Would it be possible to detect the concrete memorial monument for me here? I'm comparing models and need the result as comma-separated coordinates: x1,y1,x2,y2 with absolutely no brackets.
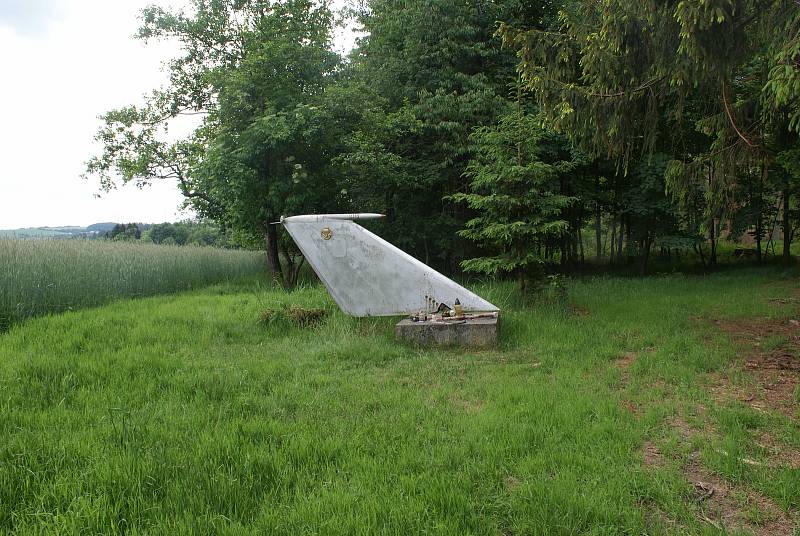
281,214,499,347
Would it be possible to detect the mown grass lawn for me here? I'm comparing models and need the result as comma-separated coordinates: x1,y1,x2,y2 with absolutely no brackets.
1,267,798,535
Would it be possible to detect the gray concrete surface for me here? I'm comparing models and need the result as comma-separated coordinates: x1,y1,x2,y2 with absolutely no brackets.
395,316,498,348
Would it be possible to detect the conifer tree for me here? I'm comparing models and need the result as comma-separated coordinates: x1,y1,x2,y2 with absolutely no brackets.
451,94,578,291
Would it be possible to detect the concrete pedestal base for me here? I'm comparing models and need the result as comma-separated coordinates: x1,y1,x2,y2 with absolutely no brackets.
395,316,498,348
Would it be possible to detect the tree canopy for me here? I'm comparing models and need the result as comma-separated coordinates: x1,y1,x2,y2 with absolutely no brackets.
86,0,800,288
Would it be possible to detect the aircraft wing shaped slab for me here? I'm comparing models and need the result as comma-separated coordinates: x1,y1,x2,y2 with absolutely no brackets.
282,215,499,317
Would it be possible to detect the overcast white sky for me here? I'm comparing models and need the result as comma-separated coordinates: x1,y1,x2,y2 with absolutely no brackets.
0,0,357,229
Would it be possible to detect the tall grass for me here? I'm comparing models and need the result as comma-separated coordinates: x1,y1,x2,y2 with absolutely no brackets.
0,238,265,328
0,267,798,533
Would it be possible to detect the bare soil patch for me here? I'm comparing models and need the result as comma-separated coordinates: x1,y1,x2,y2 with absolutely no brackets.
448,393,485,413
615,351,638,368
504,475,522,491
667,414,699,441
621,399,639,416
711,317,799,420
684,455,795,536
614,351,637,386
755,432,800,470
641,440,663,467
644,415,797,535
570,305,590,316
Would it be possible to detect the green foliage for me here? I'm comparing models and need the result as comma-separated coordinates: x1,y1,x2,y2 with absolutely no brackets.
500,0,800,266
106,223,142,241
625,155,688,252
86,0,348,285
451,109,577,288
84,0,799,284
499,0,799,162
339,0,556,270
142,220,229,247
536,273,569,306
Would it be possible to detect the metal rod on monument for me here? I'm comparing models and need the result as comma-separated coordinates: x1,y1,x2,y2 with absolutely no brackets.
281,214,385,223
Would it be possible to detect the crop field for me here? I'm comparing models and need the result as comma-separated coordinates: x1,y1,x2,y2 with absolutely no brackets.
1,267,799,534
0,239,265,329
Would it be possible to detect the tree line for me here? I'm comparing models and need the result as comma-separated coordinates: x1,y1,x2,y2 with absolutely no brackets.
86,0,800,289
104,221,236,247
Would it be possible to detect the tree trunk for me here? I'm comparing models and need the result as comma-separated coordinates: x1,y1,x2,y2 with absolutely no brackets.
783,187,792,264
278,240,307,289
695,243,707,268
595,199,602,262
264,223,284,285
288,256,305,287
559,174,570,268
706,164,717,267
639,234,652,275
756,160,765,261
708,218,717,267
756,221,762,262
623,217,631,263
610,216,617,264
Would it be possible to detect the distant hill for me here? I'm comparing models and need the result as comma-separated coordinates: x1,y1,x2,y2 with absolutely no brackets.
0,223,120,239
86,222,117,233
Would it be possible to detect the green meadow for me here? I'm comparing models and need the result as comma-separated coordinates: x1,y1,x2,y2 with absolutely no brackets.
1,267,798,534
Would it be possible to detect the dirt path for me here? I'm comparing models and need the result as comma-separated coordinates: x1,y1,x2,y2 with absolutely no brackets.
633,299,800,534
642,415,797,536
711,316,800,421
